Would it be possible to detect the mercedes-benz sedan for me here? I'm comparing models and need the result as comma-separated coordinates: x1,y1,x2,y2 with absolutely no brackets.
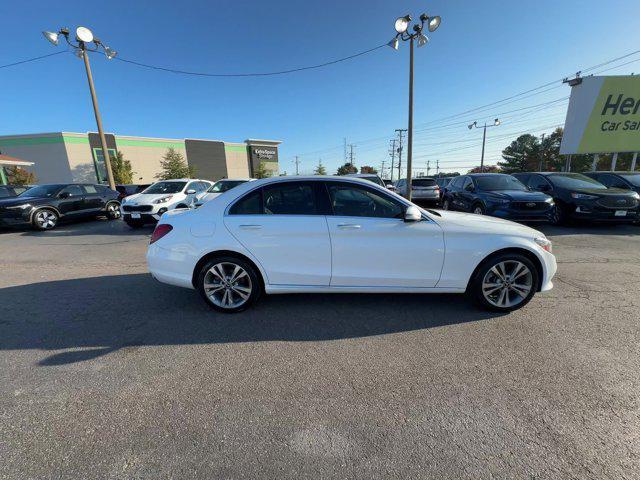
147,176,556,313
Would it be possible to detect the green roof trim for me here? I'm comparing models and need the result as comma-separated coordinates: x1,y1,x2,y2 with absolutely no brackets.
224,145,248,153
116,138,185,149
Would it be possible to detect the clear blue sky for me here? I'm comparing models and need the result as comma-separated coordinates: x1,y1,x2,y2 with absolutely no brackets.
1,0,639,175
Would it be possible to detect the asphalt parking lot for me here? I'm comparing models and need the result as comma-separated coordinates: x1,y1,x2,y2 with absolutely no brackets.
1,218,639,479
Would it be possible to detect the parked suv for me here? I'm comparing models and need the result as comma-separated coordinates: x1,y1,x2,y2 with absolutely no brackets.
121,179,213,228
0,183,120,230
442,174,554,222
395,177,440,204
582,171,640,195
513,172,640,225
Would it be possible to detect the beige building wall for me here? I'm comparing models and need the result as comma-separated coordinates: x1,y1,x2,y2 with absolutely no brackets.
224,144,251,178
115,137,186,184
64,133,99,183
0,133,74,183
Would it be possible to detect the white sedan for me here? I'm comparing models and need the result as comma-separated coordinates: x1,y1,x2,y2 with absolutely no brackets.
147,176,556,313
194,178,255,207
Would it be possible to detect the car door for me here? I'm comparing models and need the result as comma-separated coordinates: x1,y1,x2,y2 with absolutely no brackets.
324,181,444,288
459,177,476,211
56,185,85,215
527,175,553,194
81,185,104,213
224,181,332,286
448,177,465,210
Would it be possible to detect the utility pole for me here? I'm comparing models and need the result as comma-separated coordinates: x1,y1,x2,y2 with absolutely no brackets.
343,138,347,164
426,160,431,177
348,144,356,168
294,156,300,175
389,139,397,182
381,160,387,178
436,159,439,175
538,133,546,172
395,129,407,181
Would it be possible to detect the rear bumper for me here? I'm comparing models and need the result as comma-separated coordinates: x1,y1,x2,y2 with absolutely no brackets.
411,191,440,200
147,243,195,289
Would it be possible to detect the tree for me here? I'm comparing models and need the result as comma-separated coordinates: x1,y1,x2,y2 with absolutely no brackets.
467,165,501,174
5,166,36,185
360,165,377,174
156,148,195,180
314,162,327,175
498,134,540,173
110,151,134,184
254,161,272,179
336,163,357,175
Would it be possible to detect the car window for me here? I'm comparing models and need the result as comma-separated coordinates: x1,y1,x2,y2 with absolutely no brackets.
327,183,403,218
547,174,607,190
527,175,551,191
475,175,527,191
413,178,436,187
263,182,317,215
143,182,187,194
619,174,640,187
95,185,108,193
450,177,464,189
59,185,84,197
600,174,629,189
229,189,262,215
83,185,98,194
463,177,474,191
0,186,10,198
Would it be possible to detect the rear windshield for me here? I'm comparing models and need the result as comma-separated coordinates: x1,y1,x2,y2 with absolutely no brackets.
620,174,640,187
143,181,187,194
412,179,436,187
475,175,527,191
547,174,607,190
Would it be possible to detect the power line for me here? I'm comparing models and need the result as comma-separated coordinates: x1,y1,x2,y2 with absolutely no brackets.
0,50,66,69
114,43,388,77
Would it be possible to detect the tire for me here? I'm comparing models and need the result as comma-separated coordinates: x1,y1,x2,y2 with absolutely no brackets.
196,256,262,313
442,198,451,210
550,202,566,226
472,203,485,215
469,253,539,312
32,208,59,231
125,219,145,229
175,204,189,209
105,202,121,220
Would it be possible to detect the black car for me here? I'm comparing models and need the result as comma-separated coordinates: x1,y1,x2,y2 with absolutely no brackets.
442,173,555,222
0,183,121,230
513,172,640,225
582,171,640,195
0,185,31,198
435,176,453,202
115,183,151,202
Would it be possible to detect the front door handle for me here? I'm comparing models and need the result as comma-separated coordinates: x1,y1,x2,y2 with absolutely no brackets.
239,224,262,230
337,223,361,229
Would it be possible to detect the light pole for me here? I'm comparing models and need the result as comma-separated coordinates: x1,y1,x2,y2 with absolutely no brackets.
389,12,441,201
468,118,500,173
42,27,118,190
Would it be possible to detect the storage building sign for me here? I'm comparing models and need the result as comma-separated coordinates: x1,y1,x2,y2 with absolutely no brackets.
560,75,640,154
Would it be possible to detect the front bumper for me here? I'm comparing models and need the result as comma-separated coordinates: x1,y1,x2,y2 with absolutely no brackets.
489,204,554,222
122,205,169,223
568,205,639,222
0,208,33,227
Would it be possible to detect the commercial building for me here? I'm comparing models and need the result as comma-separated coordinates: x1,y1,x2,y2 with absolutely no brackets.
0,132,281,185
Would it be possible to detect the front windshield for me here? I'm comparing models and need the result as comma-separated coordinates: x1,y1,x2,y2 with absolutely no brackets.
548,174,607,190
475,175,528,191
360,176,385,187
143,181,187,194
208,180,246,193
620,174,640,187
18,185,61,198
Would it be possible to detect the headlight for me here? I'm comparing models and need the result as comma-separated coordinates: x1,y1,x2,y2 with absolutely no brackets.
544,197,554,203
534,237,552,253
631,192,640,200
153,195,173,204
571,192,598,200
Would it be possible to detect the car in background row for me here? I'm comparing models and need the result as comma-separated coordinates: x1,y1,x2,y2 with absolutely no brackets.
382,178,397,192
344,173,389,189
0,183,120,230
121,178,213,228
195,178,255,207
0,185,32,198
147,176,556,314
513,172,640,225
435,177,453,202
442,174,555,222
115,184,151,202
583,171,640,195
394,177,440,204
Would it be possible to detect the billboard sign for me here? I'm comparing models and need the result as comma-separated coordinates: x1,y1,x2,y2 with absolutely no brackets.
560,75,640,154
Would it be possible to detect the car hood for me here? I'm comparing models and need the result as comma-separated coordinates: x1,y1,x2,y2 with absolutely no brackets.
124,193,181,204
484,190,551,201
0,196,44,207
431,209,543,238
573,187,636,197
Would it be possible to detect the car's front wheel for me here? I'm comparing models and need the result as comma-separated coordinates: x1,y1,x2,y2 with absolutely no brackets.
469,253,539,312
197,256,262,313
105,202,121,220
442,198,451,210
32,208,59,230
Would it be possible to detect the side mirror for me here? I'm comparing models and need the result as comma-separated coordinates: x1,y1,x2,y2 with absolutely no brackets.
186,189,196,195
404,205,422,222
59,192,71,199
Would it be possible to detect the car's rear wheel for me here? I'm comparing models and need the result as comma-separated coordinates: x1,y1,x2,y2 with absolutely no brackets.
469,253,538,312
197,256,262,313
105,202,121,220
472,203,485,215
32,208,58,230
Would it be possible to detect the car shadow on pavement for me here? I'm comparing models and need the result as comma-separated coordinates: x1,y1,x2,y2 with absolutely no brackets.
535,223,639,237
0,273,504,366
10,218,155,238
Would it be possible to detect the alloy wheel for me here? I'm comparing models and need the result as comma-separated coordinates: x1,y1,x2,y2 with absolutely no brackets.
481,260,533,309
203,262,253,309
473,206,484,215
35,210,57,229
443,200,450,210
107,203,121,219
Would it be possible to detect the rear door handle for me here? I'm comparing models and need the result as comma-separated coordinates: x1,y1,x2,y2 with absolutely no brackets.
337,223,361,229
239,224,262,230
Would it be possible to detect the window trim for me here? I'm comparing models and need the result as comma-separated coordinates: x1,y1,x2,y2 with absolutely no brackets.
323,180,406,219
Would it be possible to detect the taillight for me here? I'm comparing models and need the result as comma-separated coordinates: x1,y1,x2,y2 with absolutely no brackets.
150,224,173,244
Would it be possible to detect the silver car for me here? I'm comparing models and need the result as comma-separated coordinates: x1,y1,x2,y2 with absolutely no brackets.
395,177,440,203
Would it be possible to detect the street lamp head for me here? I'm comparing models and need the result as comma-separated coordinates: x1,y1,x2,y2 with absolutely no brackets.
394,15,411,34
468,121,477,130
75,26,94,43
387,38,399,50
74,49,84,59
417,33,429,47
427,15,441,32
104,47,117,60
494,118,501,126
42,31,59,46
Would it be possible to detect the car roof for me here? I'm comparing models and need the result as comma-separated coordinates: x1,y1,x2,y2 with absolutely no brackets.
467,173,511,177
217,178,254,181
588,171,640,175
344,173,380,177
